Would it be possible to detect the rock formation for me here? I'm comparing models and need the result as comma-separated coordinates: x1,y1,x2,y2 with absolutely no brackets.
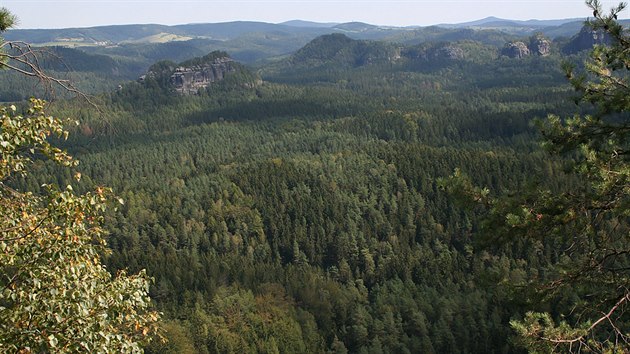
403,43,466,62
502,34,552,59
501,41,530,59
139,51,258,95
434,45,465,60
170,57,237,95
529,34,551,56
563,25,611,54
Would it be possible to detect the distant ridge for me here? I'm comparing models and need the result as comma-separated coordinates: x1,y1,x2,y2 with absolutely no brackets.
2,16,606,65
333,22,379,32
5,16,594,46
281,20,339,28
438,16,586,28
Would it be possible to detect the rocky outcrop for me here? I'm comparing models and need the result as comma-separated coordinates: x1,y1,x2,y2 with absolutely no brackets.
403,43,466,62
434,45,465,60
529,34,551,56
502,34,552,58
563,25,611,54
139,51,259,95
501,41,530,58
170,57,237,95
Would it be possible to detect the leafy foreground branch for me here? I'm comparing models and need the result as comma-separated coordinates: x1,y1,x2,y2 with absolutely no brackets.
442,1,630,352
0,100,160,353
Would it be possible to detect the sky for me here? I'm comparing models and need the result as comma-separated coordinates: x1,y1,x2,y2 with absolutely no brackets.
1,0,627,29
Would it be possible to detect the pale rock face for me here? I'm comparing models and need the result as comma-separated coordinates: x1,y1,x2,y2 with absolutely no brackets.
169,57,237,95
502,41,530,59
502,34,552,59
529,35,551,56
436,45,465,60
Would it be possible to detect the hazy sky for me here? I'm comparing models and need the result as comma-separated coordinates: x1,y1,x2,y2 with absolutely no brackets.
2,0,627,29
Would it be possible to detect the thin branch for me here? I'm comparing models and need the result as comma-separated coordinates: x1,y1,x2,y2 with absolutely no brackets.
0,40,98,108
543,292,630,344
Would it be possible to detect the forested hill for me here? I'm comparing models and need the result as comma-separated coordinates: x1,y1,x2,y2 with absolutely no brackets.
289,33,501,68
262,32,539,82
2,17,604,66
0,17,611,104
288,34,403,68
3,18,581,46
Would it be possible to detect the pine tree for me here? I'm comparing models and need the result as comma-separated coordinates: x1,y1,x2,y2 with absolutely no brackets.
442,1,630,351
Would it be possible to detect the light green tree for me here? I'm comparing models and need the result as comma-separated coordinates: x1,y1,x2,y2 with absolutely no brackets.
0,8,160,353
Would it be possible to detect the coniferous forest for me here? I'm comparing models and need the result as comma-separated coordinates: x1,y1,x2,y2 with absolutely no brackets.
2,2,630,353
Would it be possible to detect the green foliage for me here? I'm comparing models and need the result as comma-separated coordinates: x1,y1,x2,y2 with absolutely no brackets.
0,7,15,32
41,41,577,353
40,46,123,74
4,8,592,353
444,1,630,352
290,33,374,67
200,284,320,353
511,312,590,353
0,99,160,352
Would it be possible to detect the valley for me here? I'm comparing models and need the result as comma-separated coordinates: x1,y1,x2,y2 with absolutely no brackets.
2,11,627,353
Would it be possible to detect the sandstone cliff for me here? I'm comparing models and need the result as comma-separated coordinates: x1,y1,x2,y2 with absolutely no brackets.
170,56,237,95
501,34,552,58
139,51,258,95
563,25,611,54
501,41,530,58
529,34,551,56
